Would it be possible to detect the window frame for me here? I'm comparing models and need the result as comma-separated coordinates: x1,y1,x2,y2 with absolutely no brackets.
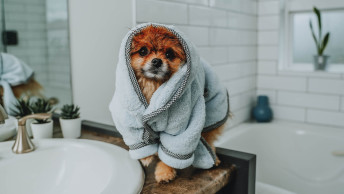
279,0,344,72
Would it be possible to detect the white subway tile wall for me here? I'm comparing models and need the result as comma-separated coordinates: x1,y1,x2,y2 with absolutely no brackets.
258,0,279,15
277,91,340,111
136,0,188,25
308,78,344,95
257,0,344,128
307,110,344,127
258,75,307,91
258,30,278,45
258,15,279,30
258,45,278,60
136,0,258,128
272,105,306,122
258,61,277,74
257,89,276,103
7,0,342,128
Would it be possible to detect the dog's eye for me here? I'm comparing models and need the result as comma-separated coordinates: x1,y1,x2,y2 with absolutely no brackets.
138,47,148,56
165,49,175,60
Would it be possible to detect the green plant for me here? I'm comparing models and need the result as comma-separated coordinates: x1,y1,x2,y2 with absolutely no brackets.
11,98,32,118
61,104,80,119
31,98,53,124
309,7,330,55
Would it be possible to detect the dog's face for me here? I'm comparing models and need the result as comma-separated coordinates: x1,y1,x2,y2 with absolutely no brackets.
130,26,186,82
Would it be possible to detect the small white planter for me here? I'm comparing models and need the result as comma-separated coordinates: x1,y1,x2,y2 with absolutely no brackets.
60,118,81,138
15,118,34,137
31,120,53,139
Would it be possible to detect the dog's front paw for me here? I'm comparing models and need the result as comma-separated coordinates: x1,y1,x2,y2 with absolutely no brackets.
155,161,176,183
215,156,221,166
140,155,155,167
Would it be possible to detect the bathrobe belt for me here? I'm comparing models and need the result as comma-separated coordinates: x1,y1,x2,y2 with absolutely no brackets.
128,91,229,161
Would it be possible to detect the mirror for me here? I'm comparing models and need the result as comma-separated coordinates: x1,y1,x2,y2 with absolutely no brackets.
0,0,71,114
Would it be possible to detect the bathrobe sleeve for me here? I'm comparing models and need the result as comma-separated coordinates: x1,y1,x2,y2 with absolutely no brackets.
112,119,159,159
109,96,158,160
157,96,206,169
121,126,159,160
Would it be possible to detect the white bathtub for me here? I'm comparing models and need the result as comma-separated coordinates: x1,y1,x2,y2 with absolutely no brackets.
215,120,344,194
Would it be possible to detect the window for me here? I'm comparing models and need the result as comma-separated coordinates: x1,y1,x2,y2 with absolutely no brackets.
280,0,344,72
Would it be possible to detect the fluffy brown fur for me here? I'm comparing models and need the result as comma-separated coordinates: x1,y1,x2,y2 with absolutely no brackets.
130,25,186,103
130,25,225,183
0,78,43,107
11,79,43,98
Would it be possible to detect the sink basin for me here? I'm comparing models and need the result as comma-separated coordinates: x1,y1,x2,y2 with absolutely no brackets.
0,139,144,194
0,116,16,141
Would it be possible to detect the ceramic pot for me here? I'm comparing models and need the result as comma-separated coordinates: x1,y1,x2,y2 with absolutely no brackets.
15,118,34,137
253,95,273,122
60,117,81,138
314,55,329,70
31,120,53,139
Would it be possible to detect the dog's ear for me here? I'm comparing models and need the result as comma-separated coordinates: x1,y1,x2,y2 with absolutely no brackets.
130,40,138,54
130,36,144,55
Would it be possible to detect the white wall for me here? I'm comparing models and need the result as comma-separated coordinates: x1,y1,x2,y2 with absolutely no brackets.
69,0,134,125
136,0,258,128
257,0,344,128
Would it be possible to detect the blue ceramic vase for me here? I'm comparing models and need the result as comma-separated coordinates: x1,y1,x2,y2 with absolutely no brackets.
253,95,273,122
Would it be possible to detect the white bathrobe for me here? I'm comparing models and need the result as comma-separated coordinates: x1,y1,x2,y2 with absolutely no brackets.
109,23,229,169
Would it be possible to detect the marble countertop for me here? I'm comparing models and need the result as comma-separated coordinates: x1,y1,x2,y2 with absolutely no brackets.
14,124,236,194
76,129,235,194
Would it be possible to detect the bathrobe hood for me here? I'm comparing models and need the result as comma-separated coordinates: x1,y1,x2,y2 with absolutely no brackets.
0,53,34,115
109,23,229,169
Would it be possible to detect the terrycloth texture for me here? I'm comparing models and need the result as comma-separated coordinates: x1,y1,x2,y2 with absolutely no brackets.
109,23,229,169
0,53,34,115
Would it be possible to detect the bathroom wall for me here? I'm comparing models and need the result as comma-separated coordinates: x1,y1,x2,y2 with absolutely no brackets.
136,0,258,128
69,0,134,125
257,0,344,128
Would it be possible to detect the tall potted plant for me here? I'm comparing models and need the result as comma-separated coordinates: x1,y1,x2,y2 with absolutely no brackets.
12,98,34,137
60,104,81,138
309,7,330,70
30,98,53,139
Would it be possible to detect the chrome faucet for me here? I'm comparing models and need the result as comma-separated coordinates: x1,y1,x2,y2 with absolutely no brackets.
12,113,52,154
0,104,8,124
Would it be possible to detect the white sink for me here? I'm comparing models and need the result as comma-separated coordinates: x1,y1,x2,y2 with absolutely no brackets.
0,139,144,194
0,116,16,141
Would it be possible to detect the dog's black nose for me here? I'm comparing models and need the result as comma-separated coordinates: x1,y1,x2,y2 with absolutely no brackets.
152,58,162,68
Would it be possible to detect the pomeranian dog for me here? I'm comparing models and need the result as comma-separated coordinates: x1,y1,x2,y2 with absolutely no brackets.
130,25,225,183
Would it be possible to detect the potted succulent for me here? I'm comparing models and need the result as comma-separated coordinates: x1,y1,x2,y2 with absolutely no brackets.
309,7,330,70
60,104,81,138
12,98,34,137
30,98,53,139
